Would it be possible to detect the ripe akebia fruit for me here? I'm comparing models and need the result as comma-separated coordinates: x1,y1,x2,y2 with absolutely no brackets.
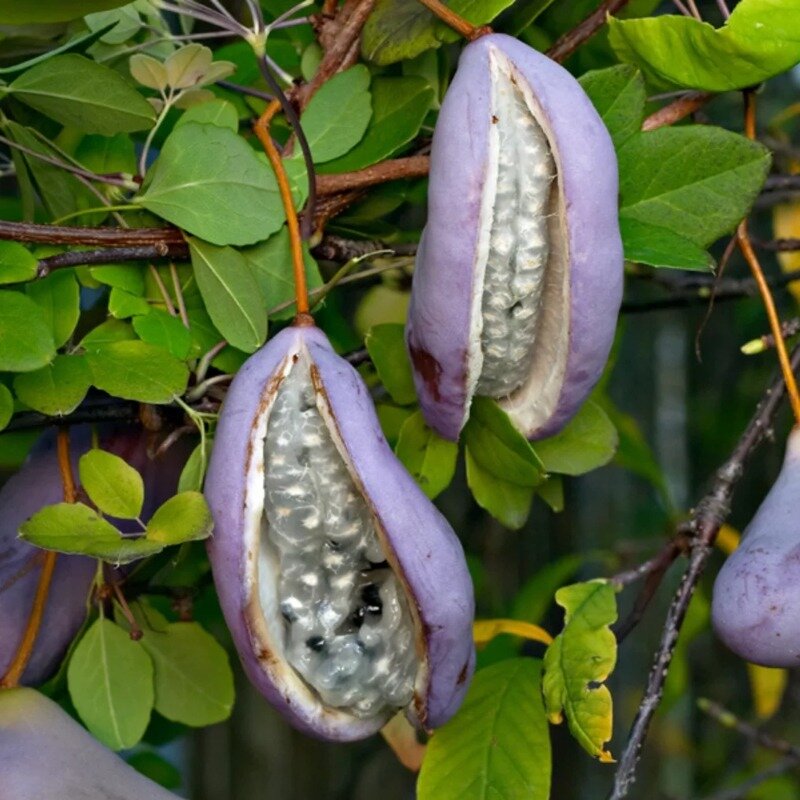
0,687,179,799
712,427,800,667
406,33,623,441
0,425,189,685
205,322,475,741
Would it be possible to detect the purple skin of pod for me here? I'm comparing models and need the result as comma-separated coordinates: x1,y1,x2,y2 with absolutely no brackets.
0,426,189,685
406,33,623,441
0,687,179,800
712,427,800,667
205,325,475,742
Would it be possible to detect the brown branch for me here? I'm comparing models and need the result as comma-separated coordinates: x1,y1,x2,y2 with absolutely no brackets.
642,92,715,131
36,244,190,277
0,220,185,247
609,342,800,799
316,156,430,195
313,235,418,261
546,0,633,64
758,238,800,252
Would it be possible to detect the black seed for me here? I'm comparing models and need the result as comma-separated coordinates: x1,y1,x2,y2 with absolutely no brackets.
306,635,325,652
362,583,382,615
365,560,389,571
280,602,296,623
326,539,342,552
350,606,366,629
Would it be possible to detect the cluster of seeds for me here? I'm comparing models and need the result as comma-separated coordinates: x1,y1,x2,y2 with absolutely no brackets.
475,54,556,398
263,359,417,717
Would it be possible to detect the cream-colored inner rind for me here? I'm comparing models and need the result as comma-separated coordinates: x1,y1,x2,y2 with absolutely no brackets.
257,354,417,719
475,51,557,398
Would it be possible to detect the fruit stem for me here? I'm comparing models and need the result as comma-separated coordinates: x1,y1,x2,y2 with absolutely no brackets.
414,0,491,40
0,429,75,688
738,91,800,425
253,99,311,322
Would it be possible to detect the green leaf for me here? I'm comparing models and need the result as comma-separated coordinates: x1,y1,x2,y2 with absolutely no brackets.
177,440,210,492
129,53,169,92
137,123,283,246
465,447,534,531
363,0,516,65
8,54,155,135
125,752,181,790
298,65,372,163
365,323,416,405
395,410,457,499
80,318,136,349
26,270,81,348
463,397,544,485
176,98,238,131
242,229,322,321
145,492,213,545
13,355,91,415
0,384,12,432
533,401,618,476
418,658,551,800
620,218,715,271
542,580,617,762
609,0,800,92
0,0,131,23
109,287,150,319
86,341,189,403
89,264,145,295
75,133,137,176
320,77,434,173
138,618,234,726
187,236,267,353
537,476,564,513
79,448,145,519
67,617,154,750
619,127,771,248
19,502,162,563
578,65,645,149
0,241,37,284
133,310,192,360
0,290,56,372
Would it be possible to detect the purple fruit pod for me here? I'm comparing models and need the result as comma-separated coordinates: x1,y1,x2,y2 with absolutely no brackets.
205,324,475,741
406,33,624,441
712,426,800,667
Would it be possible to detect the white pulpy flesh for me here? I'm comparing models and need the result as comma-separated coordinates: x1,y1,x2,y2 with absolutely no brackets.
475,51,557,399
260,357,417,718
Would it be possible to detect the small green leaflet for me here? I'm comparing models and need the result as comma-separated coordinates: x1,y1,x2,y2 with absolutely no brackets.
26,270,80,348
537,476,564,513
578,65,645,150
86,341,189,404
178,440,211,492
18,502,162,563
0,0,130,24
299,65,372,163
80,318,136,350
0,384,12,431
79,449,145,519
534,401,618,476
89,264,145,295
67,617,154,750
133,309,193,360
620,218,715,272
138,123,283,247
417,659,551,800
0,290,56,372
542,580,618,763
319,77,435,173
109,287,150,319
145,492,213,545
0,241,37,284
609,0,800,91
175,98,238,131
465,448,535,530
365,323,417,405
395,410,458,499
13,355,91,416
187,236,267,353
75,133,137,176
8,54,155,135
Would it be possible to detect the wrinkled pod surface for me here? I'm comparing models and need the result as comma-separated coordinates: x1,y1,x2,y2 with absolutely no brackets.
406,33,623,441
712,427,800,667
0,425,189,685
0,687,179,800
205,325,475,741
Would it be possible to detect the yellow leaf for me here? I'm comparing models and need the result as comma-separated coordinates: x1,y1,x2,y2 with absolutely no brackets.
747,662,787,720
715,524,740,555
473,618,553,648
381,712,426,771
773,193,800,304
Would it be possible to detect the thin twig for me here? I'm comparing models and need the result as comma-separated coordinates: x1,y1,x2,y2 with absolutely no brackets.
642,92,715,132
35,243,189,277
609,343,800,799
149,264,177,316
316,156,430,195
0,220,185,247
413,0,491,40
546,0,633,63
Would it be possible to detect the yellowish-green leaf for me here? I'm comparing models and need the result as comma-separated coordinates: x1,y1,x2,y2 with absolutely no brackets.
79,448,144,519
747,663,788,721
542,579,617,763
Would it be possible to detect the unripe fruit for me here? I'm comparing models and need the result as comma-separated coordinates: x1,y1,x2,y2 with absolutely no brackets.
712,427,800,667
407,33,623,441
0,687,179,799
1,425,188,685
205,325,475,741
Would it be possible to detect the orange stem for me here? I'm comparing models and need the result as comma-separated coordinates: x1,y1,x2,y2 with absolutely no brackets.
253,99,310,320
0,429,76,688
414,0,490,40
737,91,800,425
